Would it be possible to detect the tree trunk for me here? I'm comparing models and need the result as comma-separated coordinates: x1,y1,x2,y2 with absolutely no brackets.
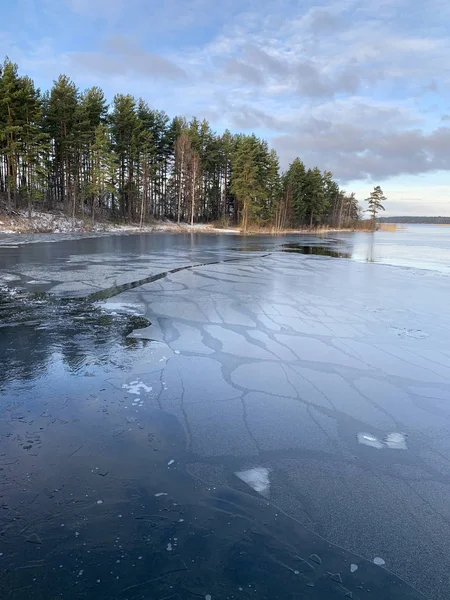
177,146,185,224
190,155,198,226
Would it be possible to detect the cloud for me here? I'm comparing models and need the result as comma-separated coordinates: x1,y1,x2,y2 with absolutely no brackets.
65,0,123,15
272,125,450,181
223,58,264,85
69,36,187,81
308,7,345,35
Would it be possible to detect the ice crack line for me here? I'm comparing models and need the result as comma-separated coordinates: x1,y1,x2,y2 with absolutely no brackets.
84,254,272,302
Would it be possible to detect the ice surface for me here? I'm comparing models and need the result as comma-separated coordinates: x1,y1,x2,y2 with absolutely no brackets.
0,273,20,282
235,467,270,497
3,233,450,599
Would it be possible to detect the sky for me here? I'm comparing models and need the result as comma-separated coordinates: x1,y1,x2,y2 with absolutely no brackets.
2,0,450,215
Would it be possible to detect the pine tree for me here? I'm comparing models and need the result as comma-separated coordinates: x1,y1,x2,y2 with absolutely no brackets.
174,130,191,223
19,76,49,217
220,129,234,221
366,185,386,228
231,136,259,231
110,94,139,219
0,58,22,209
283,158,306,225
90,124,116,223
303,167,325,227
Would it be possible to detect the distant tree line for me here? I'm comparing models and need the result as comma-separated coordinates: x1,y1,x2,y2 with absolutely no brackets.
0,57,362,230
378,216,450,224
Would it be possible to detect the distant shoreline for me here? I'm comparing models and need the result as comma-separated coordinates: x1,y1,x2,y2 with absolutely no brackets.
377,217,450,224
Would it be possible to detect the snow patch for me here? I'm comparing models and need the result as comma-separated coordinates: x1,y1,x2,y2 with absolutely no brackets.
384,432,408,450
122,380,152,395
357,433,384,449
235,467,270,497
357,432,407,450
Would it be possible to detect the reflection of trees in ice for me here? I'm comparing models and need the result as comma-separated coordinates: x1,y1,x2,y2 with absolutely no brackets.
0,292,149,385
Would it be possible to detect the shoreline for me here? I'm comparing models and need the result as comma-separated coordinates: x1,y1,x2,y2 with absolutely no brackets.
0,210,370,237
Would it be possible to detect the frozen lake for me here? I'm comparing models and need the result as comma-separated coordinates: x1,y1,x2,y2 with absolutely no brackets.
1,227,449,599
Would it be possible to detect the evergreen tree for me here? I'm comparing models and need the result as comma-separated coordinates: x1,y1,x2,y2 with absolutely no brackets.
303,167,326,227
46,75,80,211
89,124,116,223
110,94,139,219
283,158,306,224
18,76,49,216
231,136,259,231
366,185,386,228
0,58,22,209
0,56,362,229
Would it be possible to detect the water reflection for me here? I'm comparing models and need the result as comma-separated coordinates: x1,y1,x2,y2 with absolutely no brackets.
334,225,450,273
280,243,351,258
0,291,150,386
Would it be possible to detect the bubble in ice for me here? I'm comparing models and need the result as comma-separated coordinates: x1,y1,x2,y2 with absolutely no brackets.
357,433,384,449
350,564,358,573
384,432,407,450
205,595,212,600
96,500,103,504
155,492,168,497
167,542,173,552
373,557,385,566
168,459,175,466
235,467,270,497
